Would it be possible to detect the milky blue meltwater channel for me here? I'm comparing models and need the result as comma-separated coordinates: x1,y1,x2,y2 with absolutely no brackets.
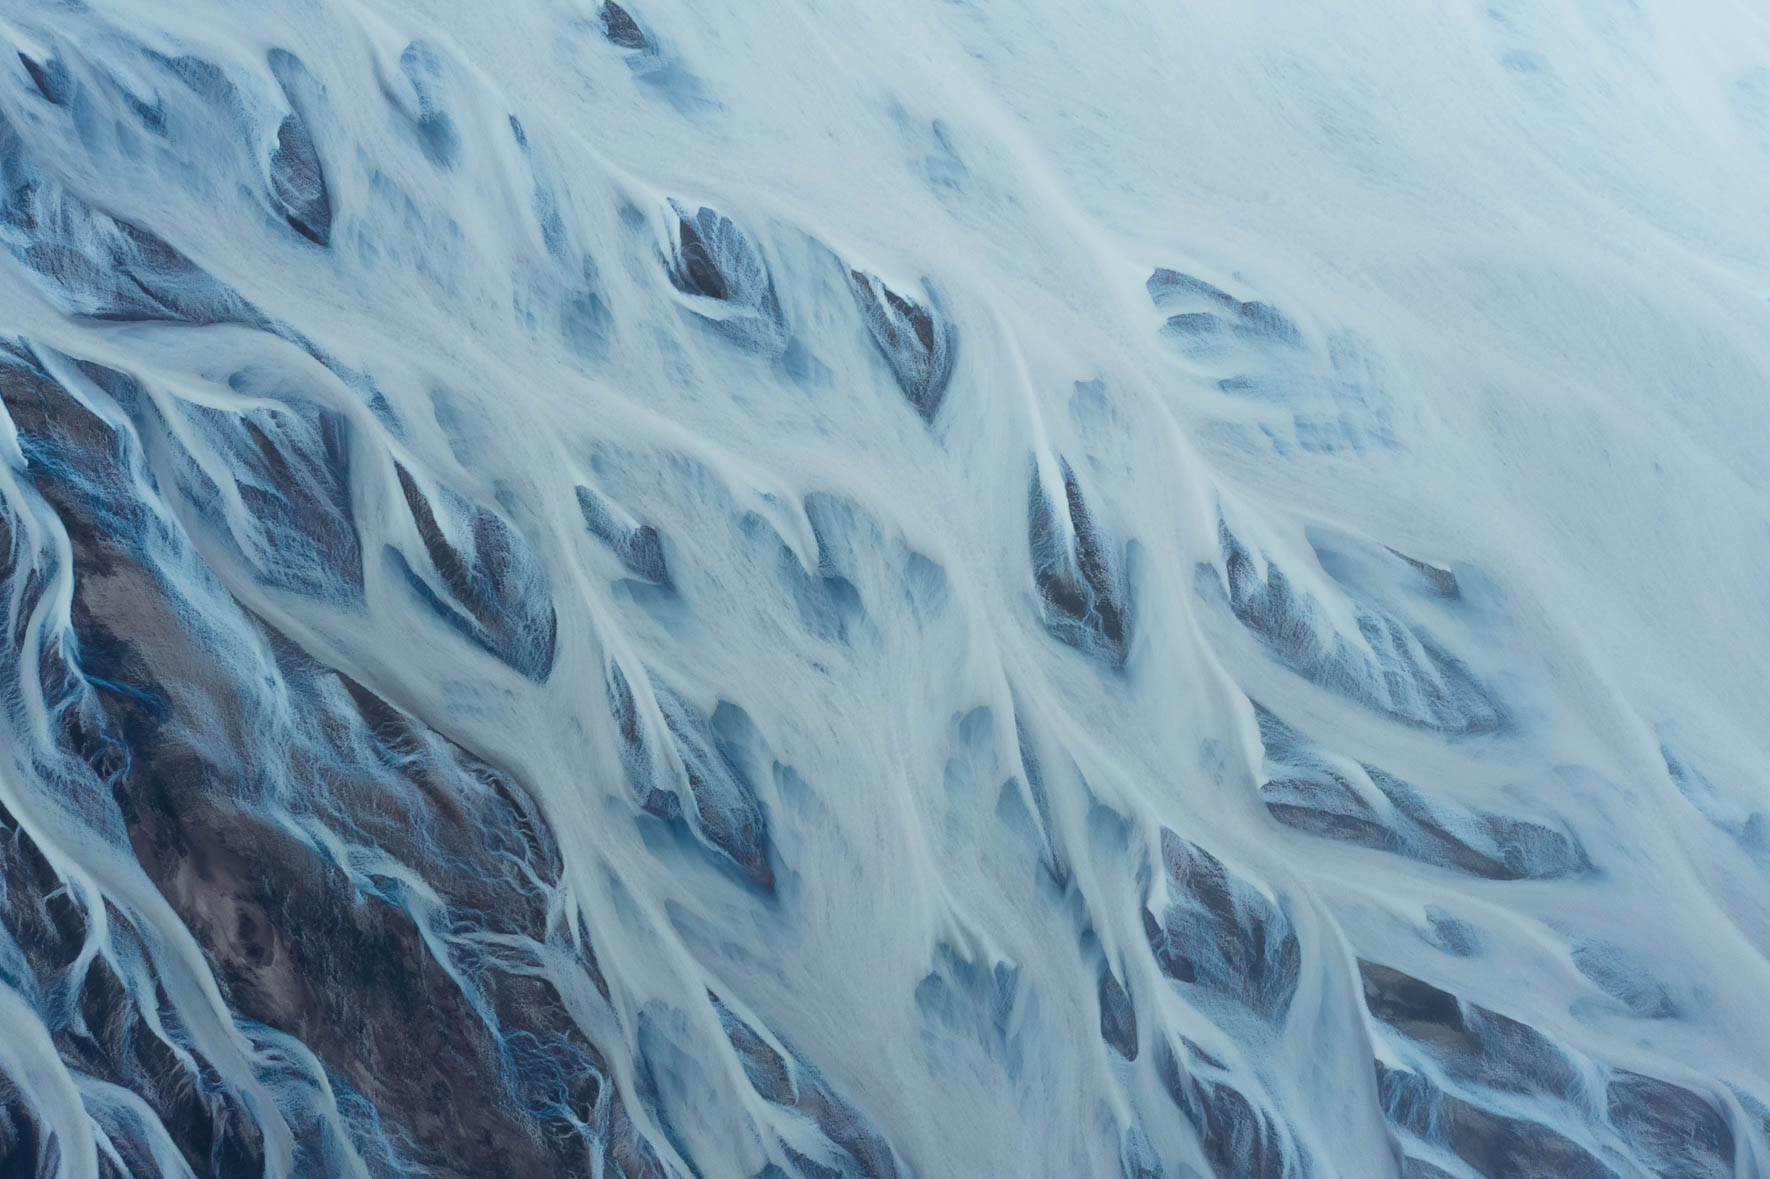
0,0,1767,1175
